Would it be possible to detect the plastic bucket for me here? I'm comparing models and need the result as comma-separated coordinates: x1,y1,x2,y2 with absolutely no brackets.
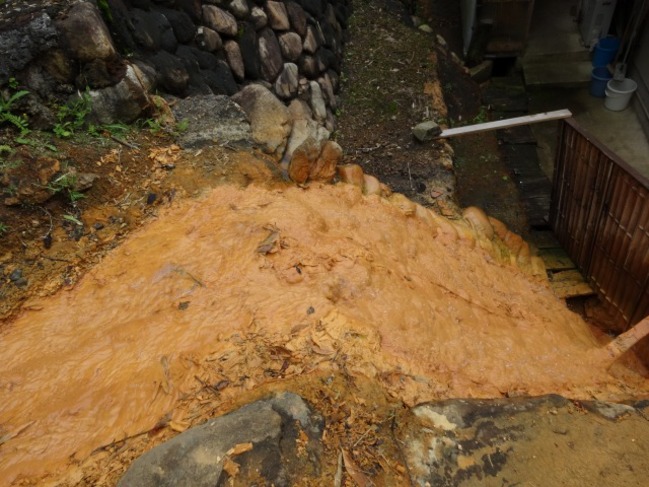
590,67,612,97
592,36,620,66
604,78,638,111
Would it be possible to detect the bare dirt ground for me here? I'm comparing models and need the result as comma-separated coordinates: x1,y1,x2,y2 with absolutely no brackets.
1,1,649,486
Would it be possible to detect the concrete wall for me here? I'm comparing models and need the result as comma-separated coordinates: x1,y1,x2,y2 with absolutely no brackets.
630,19,649,139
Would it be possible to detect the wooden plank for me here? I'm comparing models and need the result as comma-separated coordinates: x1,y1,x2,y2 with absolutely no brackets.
549,270,595,299
438,110,572,139
538,248,576,270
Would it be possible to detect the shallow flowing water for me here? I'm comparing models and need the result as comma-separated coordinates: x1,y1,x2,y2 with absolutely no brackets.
1,181,648,485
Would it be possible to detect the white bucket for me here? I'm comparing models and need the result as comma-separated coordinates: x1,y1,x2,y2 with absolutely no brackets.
604,78,638,111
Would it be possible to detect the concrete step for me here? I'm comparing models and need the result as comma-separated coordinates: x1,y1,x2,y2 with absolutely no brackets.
525,31,587,58
523,60,592,89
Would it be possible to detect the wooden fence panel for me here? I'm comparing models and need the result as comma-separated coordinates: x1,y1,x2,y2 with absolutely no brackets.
551,119,649,331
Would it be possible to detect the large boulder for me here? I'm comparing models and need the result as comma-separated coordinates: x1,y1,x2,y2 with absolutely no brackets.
171,94,252,149
57,2,116,62
231,84,292,157
118,393,323,487
88,62,155,124
0,13,58,84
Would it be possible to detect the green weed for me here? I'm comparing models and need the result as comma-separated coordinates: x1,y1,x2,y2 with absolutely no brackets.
0,85,30,135
0,222,8,235
54,90,93,138
48,173,86,203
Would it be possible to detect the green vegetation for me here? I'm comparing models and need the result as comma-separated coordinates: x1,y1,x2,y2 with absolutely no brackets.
62,214,83,226
0,222,8,235
48,173,86,203
0,85,30,135
53,90,93,138
97,0,113,22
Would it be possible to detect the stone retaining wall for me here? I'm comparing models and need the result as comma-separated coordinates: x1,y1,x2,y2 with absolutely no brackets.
0,0,351,134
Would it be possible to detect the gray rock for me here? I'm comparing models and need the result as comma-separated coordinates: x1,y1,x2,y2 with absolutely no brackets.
228,0,250,19
57,2,116,62
258,28,283,82
278,32,303,62
88,63,154,124
231,84,292,156
118,392,323,487
274,63,299,99
265,1,290,31
412,121,441,142
285,2,307,37
171,94,251,149
196,26,223,52
303,25,320,54
418,24,433,33
309,80,327,121
250,6,268,30
0,13,58,83
202,5,238,37
224,40,245,81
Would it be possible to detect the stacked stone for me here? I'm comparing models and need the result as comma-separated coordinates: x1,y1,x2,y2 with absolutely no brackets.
102,0,350,129
0,0,350,125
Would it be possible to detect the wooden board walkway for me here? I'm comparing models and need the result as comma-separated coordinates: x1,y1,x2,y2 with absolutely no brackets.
470,76,594,300
532,230,595,299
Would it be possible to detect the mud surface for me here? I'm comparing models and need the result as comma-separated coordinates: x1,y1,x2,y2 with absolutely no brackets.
2,169,649,484
1,1,649,486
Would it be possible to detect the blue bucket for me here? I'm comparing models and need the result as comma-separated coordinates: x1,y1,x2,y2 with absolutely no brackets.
590,67,612,97
592,37,620,66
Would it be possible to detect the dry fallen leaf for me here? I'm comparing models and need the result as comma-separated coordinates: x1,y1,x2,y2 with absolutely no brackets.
222,456,240,477
256,227,280,255
168,421,187,433
227,442,253,456
342,449,373,487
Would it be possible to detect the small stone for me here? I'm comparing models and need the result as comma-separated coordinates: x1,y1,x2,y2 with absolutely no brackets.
310,140,341,182
337,164,364,187
309,81,327,121
202,5,238,37
363,174,381,195
228,0,250,19
274,63,299,99
278,32,303,62
265,1,290,31
250,6,268,30
196,26,223,52
412,121,441,142
9,269,23,282
286,2,307,37
303,25,320,54
436,34,447,48
224,41,245,81
258,28,284,81
418,24,433,34
288,137,320,184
